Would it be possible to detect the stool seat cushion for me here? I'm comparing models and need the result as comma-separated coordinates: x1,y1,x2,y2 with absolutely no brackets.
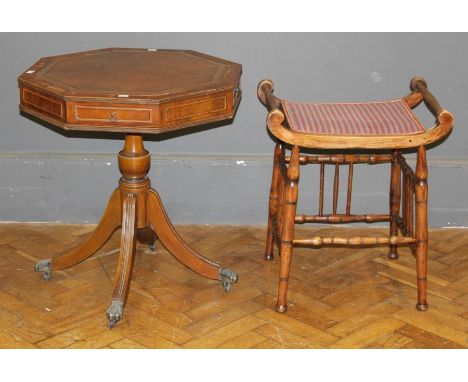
282,99,425,136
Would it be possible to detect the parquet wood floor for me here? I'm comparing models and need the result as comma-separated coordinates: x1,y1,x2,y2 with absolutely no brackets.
0,223,466,349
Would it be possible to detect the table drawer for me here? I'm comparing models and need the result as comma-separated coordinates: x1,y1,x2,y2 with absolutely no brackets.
21,87,65,120
73,105,153,123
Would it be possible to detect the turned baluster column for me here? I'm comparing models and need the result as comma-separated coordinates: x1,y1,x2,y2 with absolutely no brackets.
118,134,151,229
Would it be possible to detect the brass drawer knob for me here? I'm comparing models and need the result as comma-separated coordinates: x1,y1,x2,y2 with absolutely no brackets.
110,111,117,122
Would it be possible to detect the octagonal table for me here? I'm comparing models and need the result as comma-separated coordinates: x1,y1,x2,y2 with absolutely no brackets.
18,48,241,328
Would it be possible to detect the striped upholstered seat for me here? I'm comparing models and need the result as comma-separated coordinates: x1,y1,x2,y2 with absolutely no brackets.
282,99,425,136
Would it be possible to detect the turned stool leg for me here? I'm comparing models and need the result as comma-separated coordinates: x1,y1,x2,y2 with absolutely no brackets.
389,150,401,259
276,145,300,313
265,142,283,260
415,146,429,311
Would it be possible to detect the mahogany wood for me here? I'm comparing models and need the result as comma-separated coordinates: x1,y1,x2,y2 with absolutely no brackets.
146,189,221,280
51,189,122,270
118,134,151,231
111,194,137,307
44,133,235,327
24,49,241,328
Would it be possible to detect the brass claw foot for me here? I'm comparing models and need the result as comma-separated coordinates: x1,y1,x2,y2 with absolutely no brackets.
219,268,238,293
107,299,124,329
34,259,52,281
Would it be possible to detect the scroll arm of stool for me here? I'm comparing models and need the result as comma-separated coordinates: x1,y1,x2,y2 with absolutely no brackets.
266,108,297,144
257,79,282,111
410,76,454,142
266,108,306,147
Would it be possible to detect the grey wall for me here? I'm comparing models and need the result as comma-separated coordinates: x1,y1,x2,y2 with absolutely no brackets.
1,33,467,226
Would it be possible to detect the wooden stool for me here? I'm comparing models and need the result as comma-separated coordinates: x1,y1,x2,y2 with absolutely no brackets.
18,48,241,328
257,77,453,313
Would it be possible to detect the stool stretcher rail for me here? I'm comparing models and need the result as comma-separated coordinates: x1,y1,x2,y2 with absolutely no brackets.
293,236,417,247
295,214,390,224
285,154,392,165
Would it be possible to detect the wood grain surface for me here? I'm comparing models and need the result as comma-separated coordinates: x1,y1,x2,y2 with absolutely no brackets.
0,224,466,349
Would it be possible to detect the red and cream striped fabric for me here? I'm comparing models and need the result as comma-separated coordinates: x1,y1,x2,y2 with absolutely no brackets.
281,99,425,136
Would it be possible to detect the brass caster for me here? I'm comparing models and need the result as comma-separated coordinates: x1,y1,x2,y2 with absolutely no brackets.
219,268,238,293
416,302,428,311
107,299,124,329
149,242,156,251
34,259,52,281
